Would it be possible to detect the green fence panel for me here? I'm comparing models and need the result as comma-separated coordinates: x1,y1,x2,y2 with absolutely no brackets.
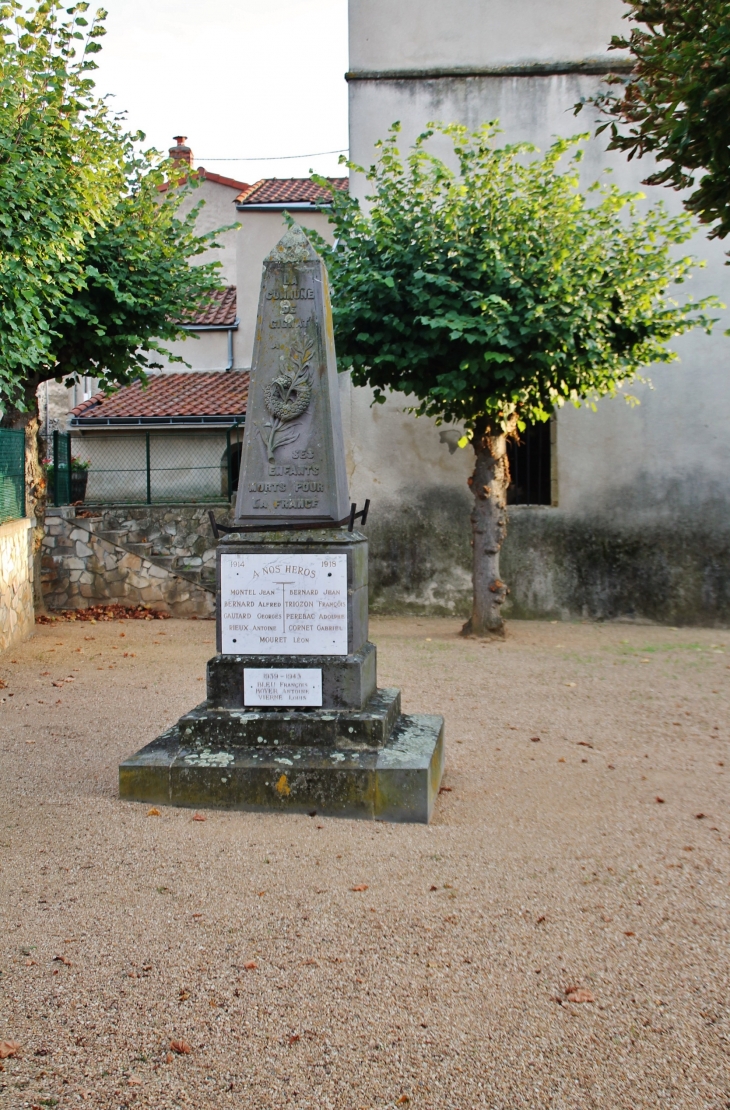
62,430,241,506
52,430,72,506
0,427,25,525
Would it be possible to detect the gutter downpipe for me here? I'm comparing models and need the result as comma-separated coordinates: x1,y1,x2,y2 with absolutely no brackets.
226,316,239,371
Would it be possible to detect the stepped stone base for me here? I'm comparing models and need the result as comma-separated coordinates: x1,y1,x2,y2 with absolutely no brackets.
119,710,444,823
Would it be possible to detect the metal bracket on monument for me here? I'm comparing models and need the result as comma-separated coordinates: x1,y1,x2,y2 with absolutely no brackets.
208,500,370,540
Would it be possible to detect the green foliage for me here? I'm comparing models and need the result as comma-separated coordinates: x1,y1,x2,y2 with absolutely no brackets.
308,123,717,432
576,1,730,240
0,1,226,414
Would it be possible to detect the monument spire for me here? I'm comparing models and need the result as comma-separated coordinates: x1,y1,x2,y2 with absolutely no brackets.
234,223,350,526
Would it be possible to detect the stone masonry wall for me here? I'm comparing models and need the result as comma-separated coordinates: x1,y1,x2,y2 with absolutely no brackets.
80,503,233,590
42,508,215,618
0,517,35,653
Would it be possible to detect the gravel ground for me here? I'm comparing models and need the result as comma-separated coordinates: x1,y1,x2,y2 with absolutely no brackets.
0,615,729,1110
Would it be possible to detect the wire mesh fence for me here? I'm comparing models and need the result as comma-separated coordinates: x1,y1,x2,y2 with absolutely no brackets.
51,427,244,506
0,427,25,524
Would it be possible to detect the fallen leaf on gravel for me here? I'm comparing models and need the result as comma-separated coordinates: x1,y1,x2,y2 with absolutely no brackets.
165,1052,174,1063
558,758,565,763
624,931,636,936
565,987,594,1003
656,796,665,804
128,1076,142,1086
351,884,369,891
147,807,161,817
530,736,541,743
397,1097,411,1105
170,1039,192,1054
53,955,71,966
438,786,452,793
51,681,64,688
429,885,438,891
0,679,6,689
243,961,257,971
258,890,266,896
536,915,546,925
25,958,37,966
577,741,593,748
178,989,190,1001
564,682,577,687
192,813,206,822
288,1034,300,1044
0,1041,21,1059
696,813,706,819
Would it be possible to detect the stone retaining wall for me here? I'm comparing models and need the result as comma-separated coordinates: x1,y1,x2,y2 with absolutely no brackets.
0,517,35,653
82,503,232,585
42,508,214,618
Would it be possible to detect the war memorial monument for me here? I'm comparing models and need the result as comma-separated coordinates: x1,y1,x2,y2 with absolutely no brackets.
120,225,444,821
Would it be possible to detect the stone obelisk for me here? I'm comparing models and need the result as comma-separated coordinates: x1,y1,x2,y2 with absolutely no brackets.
234,225,349,527
119,225,444,822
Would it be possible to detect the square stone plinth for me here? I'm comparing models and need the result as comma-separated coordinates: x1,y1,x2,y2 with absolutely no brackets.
119,713,444,823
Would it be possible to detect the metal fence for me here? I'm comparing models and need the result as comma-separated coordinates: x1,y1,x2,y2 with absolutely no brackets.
0,427,25,524
51,427,243,507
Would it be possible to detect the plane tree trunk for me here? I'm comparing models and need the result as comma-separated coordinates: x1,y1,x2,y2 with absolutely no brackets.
461,417,514,639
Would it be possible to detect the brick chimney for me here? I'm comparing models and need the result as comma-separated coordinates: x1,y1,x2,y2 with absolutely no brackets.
169,135,193,167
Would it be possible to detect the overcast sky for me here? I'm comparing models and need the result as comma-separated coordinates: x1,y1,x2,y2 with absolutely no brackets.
90,0,349,185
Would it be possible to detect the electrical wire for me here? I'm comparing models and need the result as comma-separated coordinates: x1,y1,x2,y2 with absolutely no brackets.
197,148,348,162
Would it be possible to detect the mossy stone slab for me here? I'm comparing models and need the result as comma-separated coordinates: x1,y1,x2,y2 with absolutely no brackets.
119,713,444,823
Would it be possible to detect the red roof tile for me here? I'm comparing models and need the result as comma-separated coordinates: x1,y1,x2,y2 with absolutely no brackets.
235,177,348,207
158,168,250,194
70,372,249,423
180,286,237,327
198,168,251,191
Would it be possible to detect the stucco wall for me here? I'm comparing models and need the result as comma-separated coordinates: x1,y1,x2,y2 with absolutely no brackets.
0,517,35,654
175,177,241,285
345,0,730,624
349,0,628,72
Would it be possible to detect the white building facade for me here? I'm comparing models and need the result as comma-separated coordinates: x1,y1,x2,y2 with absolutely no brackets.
345,0,730,625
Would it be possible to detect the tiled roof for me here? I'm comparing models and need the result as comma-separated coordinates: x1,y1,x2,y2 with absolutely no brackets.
180,286,237,327
235,177,348,207
70,372,249,424
158,168,250,194
198,168,251,191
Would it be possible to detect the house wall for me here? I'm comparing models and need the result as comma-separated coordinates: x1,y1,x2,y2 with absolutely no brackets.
0,517,35,654
346,0,730,624
175,177,240,285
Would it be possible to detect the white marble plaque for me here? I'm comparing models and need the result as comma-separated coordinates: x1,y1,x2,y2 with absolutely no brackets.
243,668,322,707
220,552,348,655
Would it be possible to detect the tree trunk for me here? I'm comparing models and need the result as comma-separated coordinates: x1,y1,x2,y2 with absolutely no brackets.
1,391,48,613
461,419,513,639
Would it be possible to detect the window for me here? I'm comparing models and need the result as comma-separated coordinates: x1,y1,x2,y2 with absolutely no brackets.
507,419,553,505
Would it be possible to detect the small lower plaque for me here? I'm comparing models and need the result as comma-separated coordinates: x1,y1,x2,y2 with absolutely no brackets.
243,668,323,707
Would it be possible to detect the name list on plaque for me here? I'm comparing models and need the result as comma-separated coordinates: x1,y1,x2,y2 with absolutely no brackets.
220,553,348,655
243,669,322,707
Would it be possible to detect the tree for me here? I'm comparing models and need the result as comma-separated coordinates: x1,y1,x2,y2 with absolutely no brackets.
0,1,226,595
575,0,730,241
307,123,718,636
